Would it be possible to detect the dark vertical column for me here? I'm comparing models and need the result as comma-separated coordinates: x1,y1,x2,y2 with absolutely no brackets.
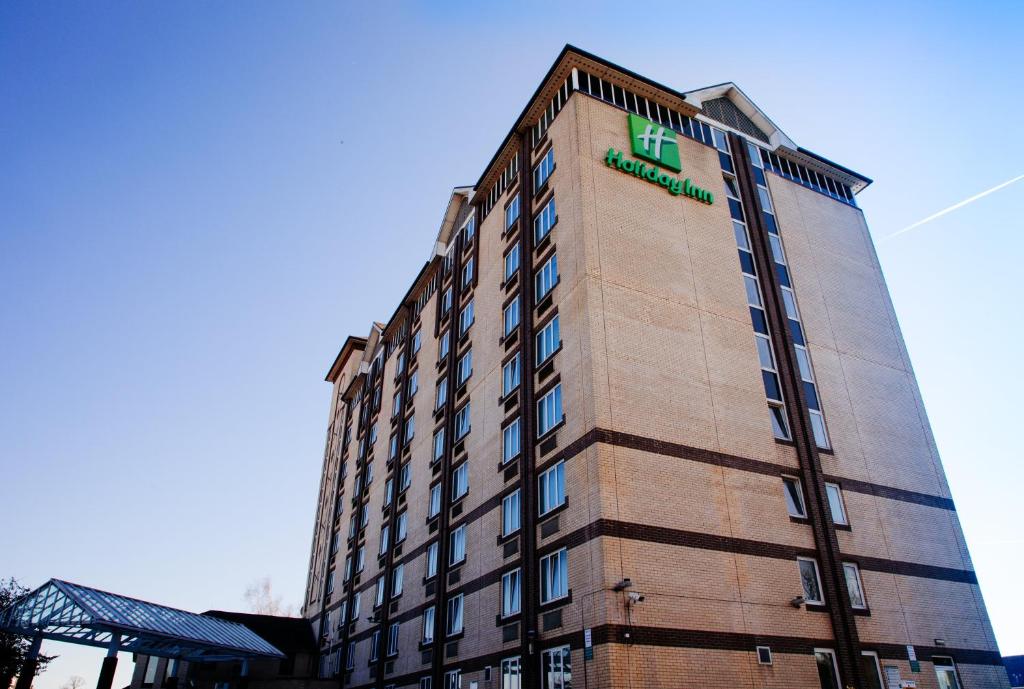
96,635,121,689
430,225,469,689
13,634,41,689
516,132,541,689
374,304,416,688
237,660,249,689
730,132,866,689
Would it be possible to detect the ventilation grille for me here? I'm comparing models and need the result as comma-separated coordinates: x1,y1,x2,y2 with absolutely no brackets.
702,97,769,143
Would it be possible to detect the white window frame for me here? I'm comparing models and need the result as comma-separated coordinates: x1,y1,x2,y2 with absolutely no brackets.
504,243,520,282
502,417,521,464
446,594,464,636
459,299,474,335
825,482,848,526
433,428,445,462
457,350,472,386
502,355,520,397
501,657,521,689
533,196,557,244
422,606,435,643
436,377,448,410
387,621,400,657
503,299,520,337
429,483,442,518
502,568,522,617
798,557,824,605
505,196,520,229
392,563,404,598
540,646,571,689
782,476,807,518
396,511,408,542
537,384,564,437
842,562,867,609
536,316,560,365
814,649,841,689
449,524,466,565
451,463,468,501
426,541,438,578
535,254,558,302
538,461,565,515
539,548,568,603
502,489,521,536
454,403,470,440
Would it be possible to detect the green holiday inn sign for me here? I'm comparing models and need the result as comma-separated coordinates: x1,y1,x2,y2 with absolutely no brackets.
604,113,714,204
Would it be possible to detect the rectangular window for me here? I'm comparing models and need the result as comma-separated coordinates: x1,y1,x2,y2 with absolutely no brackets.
351,590,361,620
538,461,565,515
933,658,963,689
392,564,404,598
389,435,398,461
535,254,558,302
502,569,522,617
408,371,419,398
459,300,475,335
356,546,365,573
539,548,568,603
814,649,841,689
375,576,385,608
540,646,571,689
536,316,560,365
825,483,848,526
392,392,402,418
445,670,461,689
537,384,564,437
439,330,450,360
441,288,452,316
446,594,464,636
429,483,442,518
404,415,415,443
503,299,520,337
462,216,475,243
533,197,557,244
502,489,521,536
505,196,520,229
400,462,411,491
842,562,866,609
426,541,438,578
504,243,520,282
782,476,807,518
143,656,160,685
457,350,472,386
502,418,521,464
798,557,824,605
412,329,421,354
420,678,432,689
379,525,390,555
433,428,445,463
396,511,408,542
534,147,554,190
370,630,380,662
501,657,521,689
502,355,520,397
451,463,468,501
454,403,471,440
422,606,435,643
462,257,474,288
436,378,448,409
449,524,466,565
387,622,400,656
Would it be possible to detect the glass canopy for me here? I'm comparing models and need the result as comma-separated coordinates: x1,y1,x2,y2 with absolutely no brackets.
0,579,285,662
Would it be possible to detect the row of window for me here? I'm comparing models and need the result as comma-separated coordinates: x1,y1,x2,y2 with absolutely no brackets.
798,555,867,610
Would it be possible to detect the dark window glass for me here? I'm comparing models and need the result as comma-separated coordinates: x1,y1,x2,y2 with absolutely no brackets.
753,166,766,186
613,85,625,108
775,263,790,288
681,117,692,138
600,79,614,102
627,91,637,113
700,122,713,144
762,212,778,235
789,319,805,346
728,198,745,222
719,151,734,173
804,382,820,411
739,250,757,276
762,370,782,402
750,307,769,335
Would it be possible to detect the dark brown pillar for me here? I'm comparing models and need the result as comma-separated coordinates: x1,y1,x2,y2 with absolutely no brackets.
96,634,121,689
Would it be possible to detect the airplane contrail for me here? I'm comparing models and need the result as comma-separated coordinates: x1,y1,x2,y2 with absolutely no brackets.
882,173,1024,241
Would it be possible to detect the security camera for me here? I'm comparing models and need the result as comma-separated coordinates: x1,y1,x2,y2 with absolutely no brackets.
613,578,633,592
790,596,805,608
627,592,645,604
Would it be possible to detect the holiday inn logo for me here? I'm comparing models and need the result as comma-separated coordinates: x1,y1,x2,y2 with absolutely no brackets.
628,113,681,172
603,113,713,204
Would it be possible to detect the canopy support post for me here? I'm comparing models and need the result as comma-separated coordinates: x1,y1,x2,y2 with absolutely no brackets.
13,633,42,689
95,634,120,689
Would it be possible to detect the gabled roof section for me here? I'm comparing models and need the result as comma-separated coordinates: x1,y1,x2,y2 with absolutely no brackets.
0,579,284,662
435,186,474,252
324,335,368,383
684,82,796,150
203,611,316,655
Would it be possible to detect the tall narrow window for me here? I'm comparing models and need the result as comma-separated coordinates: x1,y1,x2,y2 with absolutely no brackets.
454,403,471,440
502,569,521,617
533,147,554,190
502,418,521,464
441,288,452,316
400,462,411,491
534,197,557,244
502,355,520,397
502,489,521,536
842,562,867,609
459,300,474,335
451,463,468,501
404,415,415,443
505,196,520,229
426,541,438,578
798,558,824,605
782,476,807,518
457,350,472,386
433,428,445,463
446,594,464,636
396,511,408,542
370,630,380,662
387,622,400,656
825,483,848,526
503,299,520,337
535,254,558,302
537,384,564,437
445,670,461,689
422,606,435,643
504,243,520,282
501,657,521,689
539,548,568,603
375,576,386,608
814,649,841,689
436,378,448,409
408,371,418,397
462,257,474,288
538,461,565,515
439,330,450,360
379,525,390,556
429,483,442,518
392,564,404,598
536,316,560,365
449,525,466,565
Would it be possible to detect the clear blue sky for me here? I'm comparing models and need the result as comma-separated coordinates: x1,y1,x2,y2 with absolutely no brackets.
2,2,1021,686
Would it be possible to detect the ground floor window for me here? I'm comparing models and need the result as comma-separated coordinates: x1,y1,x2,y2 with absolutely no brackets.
541,645,571,689
814,649,840,689
860,651,884,689
934,657,962,689
501,656,521,689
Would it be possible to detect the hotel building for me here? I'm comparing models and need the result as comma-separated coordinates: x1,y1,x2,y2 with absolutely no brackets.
301,46,1007,689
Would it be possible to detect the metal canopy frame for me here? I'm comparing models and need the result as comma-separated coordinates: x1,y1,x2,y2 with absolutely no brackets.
0,579,285,662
